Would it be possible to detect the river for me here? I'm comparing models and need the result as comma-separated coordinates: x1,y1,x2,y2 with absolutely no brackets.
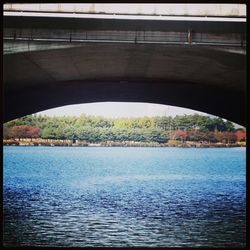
3,146,246,247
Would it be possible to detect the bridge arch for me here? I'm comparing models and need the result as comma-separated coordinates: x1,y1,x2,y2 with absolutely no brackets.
3,5,246,125
4,42,246,125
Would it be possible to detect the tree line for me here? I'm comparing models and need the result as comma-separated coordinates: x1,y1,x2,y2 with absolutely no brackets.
3,113,246,144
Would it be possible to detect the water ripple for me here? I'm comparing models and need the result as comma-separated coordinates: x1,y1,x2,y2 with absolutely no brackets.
3,146,246,247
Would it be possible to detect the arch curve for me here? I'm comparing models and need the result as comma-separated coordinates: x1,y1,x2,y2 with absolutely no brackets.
4,44,246,125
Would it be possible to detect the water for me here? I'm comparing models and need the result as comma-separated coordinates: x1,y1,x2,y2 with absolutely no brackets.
3,146,246,247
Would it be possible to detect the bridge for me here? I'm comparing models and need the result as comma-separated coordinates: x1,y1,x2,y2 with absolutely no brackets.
3,4,246,126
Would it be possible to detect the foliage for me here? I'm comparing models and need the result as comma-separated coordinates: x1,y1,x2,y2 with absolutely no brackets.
4,125,40,140
3,113,246,144
172,130,189,142
235,129,246,142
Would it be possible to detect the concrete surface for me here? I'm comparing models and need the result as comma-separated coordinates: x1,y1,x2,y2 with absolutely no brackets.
3,7,246,126
3,43,246,125
4,4,246,17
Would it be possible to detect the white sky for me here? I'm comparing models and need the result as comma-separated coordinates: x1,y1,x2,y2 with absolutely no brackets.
36,102,208,118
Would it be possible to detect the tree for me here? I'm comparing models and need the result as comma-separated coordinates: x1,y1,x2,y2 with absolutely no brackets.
224,120,235,132
64,125,78,141
213,117,228,131
188,129,206,141
99,128,114,141
3,127,12,139
154,116,173,131
172,130,188,142
76,126,92,141
41,126,57,140
54,125,67,140
214,131,237,143
8,125,40,140
235,129,246,142
27,126,41,140
4,113,240,144
224,132,237,143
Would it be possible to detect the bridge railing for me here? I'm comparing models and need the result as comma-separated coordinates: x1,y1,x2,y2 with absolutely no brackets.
3,4,246,17
4,28,246,47
3,4,246,54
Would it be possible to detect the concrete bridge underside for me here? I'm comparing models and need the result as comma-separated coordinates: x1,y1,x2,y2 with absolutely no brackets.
3,6,246,125
4,43,246,125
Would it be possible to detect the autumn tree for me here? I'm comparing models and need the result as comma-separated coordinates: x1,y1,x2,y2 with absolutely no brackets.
172,130,189,142
8,125,40,141
214,131,237,143
235,129,246,142
27,126,41,141
4,113,243,144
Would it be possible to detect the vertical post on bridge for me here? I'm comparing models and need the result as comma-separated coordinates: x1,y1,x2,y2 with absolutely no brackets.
188,29,192,45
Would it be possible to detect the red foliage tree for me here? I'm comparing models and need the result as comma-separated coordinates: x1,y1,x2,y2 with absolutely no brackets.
172,130,189,142
3,127,12,139
9,125,41,140
27,126,41,140
235,129,246,142
215,131,237,143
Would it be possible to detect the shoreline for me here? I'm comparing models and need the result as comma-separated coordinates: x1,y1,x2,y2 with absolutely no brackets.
3,139,245,148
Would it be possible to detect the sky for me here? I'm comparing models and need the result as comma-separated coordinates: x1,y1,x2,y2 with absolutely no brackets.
36,102,208,118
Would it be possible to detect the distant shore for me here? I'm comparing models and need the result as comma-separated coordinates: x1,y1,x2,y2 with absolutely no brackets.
3,139,246,148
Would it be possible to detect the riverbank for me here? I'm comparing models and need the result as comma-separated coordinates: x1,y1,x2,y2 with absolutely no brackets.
3,138,246,148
